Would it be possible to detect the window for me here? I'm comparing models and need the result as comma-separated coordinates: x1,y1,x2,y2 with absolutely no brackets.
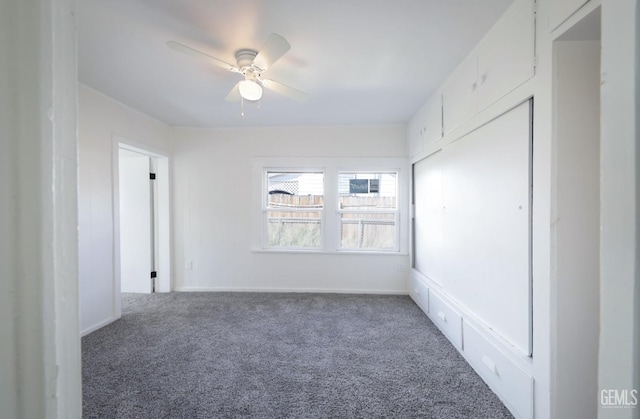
255,158,405,254
265,171,324,248
338,172,398,250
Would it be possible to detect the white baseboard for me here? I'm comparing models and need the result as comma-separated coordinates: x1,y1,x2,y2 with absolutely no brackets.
173,286,408,295
80,315,120,337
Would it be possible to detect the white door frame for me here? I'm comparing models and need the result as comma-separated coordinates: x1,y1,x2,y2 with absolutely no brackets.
112,135,171,312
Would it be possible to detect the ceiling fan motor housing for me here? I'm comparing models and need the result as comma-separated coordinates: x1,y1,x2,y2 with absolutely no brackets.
236,49,259,73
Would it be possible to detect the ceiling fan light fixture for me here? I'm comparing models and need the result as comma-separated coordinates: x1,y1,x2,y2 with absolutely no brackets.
239,79,262,101
168,34,308,104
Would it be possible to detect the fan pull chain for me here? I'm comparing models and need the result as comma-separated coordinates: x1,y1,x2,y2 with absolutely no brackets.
241,97,245,117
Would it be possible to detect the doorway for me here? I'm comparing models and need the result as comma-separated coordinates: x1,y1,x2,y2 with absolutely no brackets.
119,148,155,293
552,6,601,418
115,140,171,297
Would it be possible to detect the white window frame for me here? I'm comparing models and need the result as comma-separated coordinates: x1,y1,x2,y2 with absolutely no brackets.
262,168,325,250
251,157,409,254
336,171,400,252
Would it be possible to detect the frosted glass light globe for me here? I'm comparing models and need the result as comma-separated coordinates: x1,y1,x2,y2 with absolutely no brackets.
239,80,263,101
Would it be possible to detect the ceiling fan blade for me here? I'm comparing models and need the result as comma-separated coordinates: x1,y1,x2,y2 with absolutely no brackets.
224,82,242,102
253,33,291,71
260,79,309,103
167,41,239,73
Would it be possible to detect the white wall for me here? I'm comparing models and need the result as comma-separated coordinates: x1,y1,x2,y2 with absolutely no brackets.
78,84,171,335
172,125,410,294
0,0,80,417
599,1,640,417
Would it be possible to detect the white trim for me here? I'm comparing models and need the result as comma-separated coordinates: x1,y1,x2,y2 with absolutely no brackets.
111,137,122,317
80,315,120,337
251,248,409,256
115,136,171,159
112,136,172,295
263,168,326,250
173,286,408,295
336,170,400,252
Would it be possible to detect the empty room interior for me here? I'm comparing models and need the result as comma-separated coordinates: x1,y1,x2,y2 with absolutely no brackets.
2,0,639,418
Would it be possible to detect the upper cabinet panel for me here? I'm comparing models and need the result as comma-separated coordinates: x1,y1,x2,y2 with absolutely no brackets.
422,93,443,147
550,0,591,30
407,91,442,157
407,104,426,157
441,0,534,138
477,0,535,111
442,55,478,135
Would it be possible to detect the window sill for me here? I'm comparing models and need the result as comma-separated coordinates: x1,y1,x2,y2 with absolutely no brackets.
251,248,408,256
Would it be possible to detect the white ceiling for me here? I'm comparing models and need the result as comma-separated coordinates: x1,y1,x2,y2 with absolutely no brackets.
78,0,514,128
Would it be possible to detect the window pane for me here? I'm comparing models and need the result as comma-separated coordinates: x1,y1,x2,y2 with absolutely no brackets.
267,193,324,210
267,211,321,248
267,172,324,208
338,172,396,210
341,213,396,250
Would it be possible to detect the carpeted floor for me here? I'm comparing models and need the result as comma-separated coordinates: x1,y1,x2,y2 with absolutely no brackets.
82,292,513,418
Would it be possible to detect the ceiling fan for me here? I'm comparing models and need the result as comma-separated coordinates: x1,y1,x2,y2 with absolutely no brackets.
167,33,308,104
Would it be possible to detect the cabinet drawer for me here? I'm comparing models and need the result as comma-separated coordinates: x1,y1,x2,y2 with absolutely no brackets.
428,291,462,349
409,275,429,314
463,320,533,419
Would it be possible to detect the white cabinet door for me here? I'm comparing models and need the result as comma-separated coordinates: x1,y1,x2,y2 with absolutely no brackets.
477,0,535,111
407,92,442,157
550,0,590,30
442,55,478,135
422,92,442,147
442,0,534,137
441,101,532,355
407,104,426,157
413,151,445,285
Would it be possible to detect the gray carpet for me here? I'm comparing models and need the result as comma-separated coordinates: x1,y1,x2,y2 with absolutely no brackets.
82,292,513,418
